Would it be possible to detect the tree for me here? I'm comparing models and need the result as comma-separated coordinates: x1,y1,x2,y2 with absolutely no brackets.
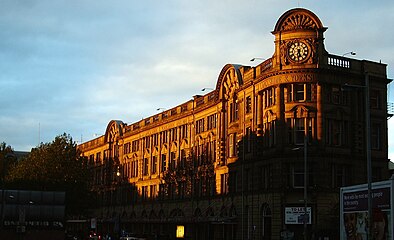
161,148,215,200
0,142,16,184
6,133,93,214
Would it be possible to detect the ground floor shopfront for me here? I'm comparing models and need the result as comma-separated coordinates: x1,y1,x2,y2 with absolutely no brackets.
85,191,339,240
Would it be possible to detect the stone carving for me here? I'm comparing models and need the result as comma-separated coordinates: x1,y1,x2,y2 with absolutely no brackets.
280,13,318,31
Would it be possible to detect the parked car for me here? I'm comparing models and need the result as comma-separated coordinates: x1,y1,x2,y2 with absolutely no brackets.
88,231,102,240
119,233,146,240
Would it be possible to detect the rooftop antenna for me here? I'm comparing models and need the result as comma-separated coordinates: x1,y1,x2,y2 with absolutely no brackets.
38,122,40,146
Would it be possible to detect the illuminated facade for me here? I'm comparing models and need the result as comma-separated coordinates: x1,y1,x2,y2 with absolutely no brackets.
78,8,390,239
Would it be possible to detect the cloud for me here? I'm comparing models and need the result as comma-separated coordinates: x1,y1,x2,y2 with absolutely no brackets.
1,0,394,154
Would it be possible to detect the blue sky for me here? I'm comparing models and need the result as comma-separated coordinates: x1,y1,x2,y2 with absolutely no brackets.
1,0,394,160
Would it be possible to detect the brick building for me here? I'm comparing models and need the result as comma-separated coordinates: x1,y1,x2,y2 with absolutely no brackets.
78,8,390,239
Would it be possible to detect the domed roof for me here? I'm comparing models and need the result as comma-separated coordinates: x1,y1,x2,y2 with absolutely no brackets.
273,8,325,33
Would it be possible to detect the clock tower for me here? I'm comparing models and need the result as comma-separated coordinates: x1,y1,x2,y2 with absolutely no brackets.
271,8,327,70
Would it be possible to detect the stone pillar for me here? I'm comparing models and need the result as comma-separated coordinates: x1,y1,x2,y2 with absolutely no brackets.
316,83,323,143
256,93,263,136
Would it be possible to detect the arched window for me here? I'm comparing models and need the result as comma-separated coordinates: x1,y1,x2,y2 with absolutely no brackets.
261,203,272,240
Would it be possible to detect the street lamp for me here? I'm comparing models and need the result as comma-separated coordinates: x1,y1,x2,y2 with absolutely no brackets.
201,88,213,92
292,136,308,240
250,57,265,62
342,51,356,57
342,72,372,240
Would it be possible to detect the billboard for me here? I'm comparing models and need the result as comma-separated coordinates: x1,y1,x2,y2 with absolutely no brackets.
340,179,394,240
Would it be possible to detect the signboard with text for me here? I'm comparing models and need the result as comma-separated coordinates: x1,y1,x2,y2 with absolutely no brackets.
285,207,311,224
340,180,394,240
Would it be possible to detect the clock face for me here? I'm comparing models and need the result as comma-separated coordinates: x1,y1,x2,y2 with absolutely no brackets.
288,41,309,62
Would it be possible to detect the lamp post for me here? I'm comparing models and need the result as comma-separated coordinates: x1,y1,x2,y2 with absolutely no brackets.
292,136,308,240
250,57,265,62
201,88,213,92
303,136,308,240
342,51,356,57
342,72,372,239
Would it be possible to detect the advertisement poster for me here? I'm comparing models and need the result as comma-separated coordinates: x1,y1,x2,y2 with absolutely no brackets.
340,180,394,240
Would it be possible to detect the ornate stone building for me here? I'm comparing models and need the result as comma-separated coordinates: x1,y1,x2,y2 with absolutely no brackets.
78,8,390,240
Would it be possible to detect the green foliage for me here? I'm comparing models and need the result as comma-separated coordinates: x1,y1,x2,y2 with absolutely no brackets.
5,133,94,214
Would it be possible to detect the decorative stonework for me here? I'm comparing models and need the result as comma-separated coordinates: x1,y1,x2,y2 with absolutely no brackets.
280,38,317,65
280,13,318,31
273,8,324,33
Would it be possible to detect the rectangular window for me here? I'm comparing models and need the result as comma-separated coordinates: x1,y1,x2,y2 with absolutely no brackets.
142,186,148,200
220,173,229,194
171,128,177,142
287,84,312,102
246,96,252,114
230,101,239,122
170,152,176,171
161,154,167,172
143,158,149,176
207,114,217,130
246,127,252,153
132,140,139,152
132,160,138,178
370,90,381,109
152,156,157,174
180,125,188,139
371,123,381,150
293,166,304,188
228,171,237,193
89,154,94,164
123,142,131,154
180,149,186,168
152,134,159,146
162,131,168,143
295,118,305,145
144,136,150,149
332,165,347,188
96,152,101,162
295,84,305,101
150,185,157,199
196,119,205,134
259,165,271,189
228,133,236,157
326,119,348,146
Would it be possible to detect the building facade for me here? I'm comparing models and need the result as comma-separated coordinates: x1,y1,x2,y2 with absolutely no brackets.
78,8,391,240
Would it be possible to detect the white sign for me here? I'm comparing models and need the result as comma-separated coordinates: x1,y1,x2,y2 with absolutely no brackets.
90,218,97,229
285,207,311,224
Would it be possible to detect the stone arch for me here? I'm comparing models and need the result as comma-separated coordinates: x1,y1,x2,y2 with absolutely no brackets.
104,120,125,144
229,205,237,217
260,203,272,240
216,64,243,101
194,208,202,217
273,8,324,33
205,207,214,217
219,205,228,217
158,209,166,220
180,139,189,149
141,209,148,219
149,209,157,220
263,110,277,123
285,105,316,119
170,208,185,218
130,211,136,220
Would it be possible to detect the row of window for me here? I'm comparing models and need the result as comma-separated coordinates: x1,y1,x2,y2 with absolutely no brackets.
120,142,216,179
123,125,189,155
221,163,352,195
